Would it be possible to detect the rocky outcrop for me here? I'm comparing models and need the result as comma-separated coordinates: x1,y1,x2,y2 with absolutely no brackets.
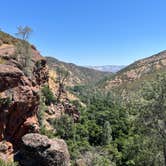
0,44,48,149
0,141,13,161
0,32,71,165
17,133,70,166
43,69,80,128
43,101,80,131
63,100,80,122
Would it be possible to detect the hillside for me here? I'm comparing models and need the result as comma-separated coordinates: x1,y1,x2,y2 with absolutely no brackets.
46,56,112,86
98,50,166,91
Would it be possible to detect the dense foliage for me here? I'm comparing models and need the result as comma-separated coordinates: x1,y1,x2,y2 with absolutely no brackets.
38,66,166,166
52,73,166,165
41,85,56,105
50,89,130,165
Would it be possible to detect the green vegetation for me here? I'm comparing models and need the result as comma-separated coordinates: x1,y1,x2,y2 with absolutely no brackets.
102,121,112,145
41,85,56,105
0,97,12,108
49,73,166,166
46,56,112,86
38,85,57,138
0,159,18,166
51,114,75,140
130,73,166,166
51,90,130,165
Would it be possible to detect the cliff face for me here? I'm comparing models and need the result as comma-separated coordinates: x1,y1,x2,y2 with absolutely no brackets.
0,42,48,151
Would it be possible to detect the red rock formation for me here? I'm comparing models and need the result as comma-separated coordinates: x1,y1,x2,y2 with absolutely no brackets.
0,33,71,164
0,48,48,150
46,101,80,123
63,101,80,122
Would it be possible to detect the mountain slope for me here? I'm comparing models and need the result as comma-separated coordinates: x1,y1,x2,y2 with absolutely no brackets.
98,50,166,90
46,56,112,86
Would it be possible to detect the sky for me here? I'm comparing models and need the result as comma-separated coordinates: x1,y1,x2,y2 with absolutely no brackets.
1,0,166,66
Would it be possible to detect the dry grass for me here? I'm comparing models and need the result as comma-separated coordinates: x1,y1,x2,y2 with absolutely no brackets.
0,57,6,64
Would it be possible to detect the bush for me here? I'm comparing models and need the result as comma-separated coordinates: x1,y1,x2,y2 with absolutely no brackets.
0,97,12,107
52,114,75,140
39,125,55,139
0,159,18,166
41,85,56,105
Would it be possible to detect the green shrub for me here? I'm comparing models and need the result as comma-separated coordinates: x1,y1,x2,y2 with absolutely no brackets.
41,85,56,105
0,97,12,107
39,125,55,139
0,159,18,166
52,114,75,140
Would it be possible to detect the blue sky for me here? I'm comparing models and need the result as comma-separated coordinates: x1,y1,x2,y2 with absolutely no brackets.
1,0,166,66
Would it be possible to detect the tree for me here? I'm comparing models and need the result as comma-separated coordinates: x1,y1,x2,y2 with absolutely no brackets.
15,26,32,41
52,114,75,140
136,73,166,166
15,26,33,76
102,121,112,145
41,85,56,105
55,67,69,102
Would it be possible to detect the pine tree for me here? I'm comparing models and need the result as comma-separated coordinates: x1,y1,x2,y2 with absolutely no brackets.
102,121,112,145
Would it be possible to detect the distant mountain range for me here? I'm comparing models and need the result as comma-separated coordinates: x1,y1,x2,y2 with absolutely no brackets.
87,65,125,73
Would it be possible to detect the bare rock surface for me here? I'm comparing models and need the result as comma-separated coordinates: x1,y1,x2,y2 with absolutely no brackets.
17,133,70,166
0,42,48,151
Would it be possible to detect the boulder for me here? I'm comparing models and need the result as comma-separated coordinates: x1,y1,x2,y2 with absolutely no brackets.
17,133,70,166
0,141,13,161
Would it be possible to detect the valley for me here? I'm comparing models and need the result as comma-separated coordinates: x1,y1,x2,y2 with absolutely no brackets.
0,30,166,166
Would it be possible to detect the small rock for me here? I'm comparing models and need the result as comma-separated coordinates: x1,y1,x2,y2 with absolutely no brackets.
75,159,86,166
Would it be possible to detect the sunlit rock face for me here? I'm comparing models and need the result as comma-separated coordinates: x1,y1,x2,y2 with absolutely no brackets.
0,31,71,165
0,42,48,151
